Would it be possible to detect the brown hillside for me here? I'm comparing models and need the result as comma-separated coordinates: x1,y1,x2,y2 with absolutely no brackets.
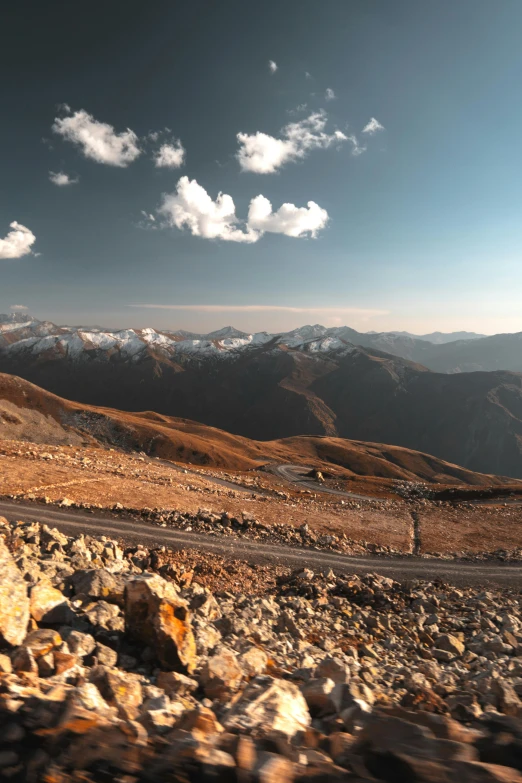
0,372,511,487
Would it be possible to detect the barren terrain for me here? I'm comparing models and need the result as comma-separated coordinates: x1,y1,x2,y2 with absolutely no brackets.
0,372,521,558
1,439,522,558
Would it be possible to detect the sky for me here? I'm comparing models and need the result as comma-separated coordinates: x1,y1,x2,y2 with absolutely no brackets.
1,0,522,335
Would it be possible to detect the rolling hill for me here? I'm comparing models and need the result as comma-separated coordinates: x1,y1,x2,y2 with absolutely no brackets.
0,372,512,487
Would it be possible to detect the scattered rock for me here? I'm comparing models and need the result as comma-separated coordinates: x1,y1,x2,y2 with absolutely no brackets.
0,513,522,781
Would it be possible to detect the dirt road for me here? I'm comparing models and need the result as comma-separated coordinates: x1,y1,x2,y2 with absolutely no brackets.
0,498,520,587
270,464,380,500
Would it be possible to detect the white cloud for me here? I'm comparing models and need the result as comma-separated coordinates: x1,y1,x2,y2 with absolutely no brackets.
325,88,336,101
268,60,278,73
158,177,258,244
236,111,347,174
52,108,141,167
153,141,185,169
248,195,328,238
49,171,79,186
10,304,28,311
128,304,388,316
305,71,312,80
362,117,385,135
346,134,366,157
156,177,329,243
0,221,36,259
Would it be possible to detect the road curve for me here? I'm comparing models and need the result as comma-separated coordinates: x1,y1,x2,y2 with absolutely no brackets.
270,464,522,508
0,499,520,588
270,464,380,501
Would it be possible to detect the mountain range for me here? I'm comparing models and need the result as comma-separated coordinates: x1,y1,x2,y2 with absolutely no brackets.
1,314,521,371
1,315,522,477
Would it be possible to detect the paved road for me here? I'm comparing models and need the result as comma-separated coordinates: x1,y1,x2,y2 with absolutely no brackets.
270,464,380,501
0,499,520,587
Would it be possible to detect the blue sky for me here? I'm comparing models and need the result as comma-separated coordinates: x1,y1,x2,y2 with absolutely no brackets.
1,0,522,334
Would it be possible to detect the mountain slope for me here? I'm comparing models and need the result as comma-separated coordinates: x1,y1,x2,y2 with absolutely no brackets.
2,314,522,474
0,372,511,486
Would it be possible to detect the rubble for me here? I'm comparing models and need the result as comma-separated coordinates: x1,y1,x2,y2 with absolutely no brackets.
0,514,522,781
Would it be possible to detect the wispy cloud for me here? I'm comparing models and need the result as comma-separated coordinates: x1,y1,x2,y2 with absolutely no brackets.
362,117,385,135
128,304,388,316
236,110,347,174
268,60,278,73
0,221,36,259
49,171,79,186
346,134,366,157
10,304,28,312
325,87,336,101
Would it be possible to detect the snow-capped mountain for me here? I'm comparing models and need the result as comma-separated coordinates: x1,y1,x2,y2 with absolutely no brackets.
0,317,360,365
0,316,521,373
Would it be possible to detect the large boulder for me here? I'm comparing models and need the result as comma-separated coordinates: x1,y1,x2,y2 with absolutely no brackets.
223,676,311,740
201,648,243,700
70,569,125,606
124,573,197,673
89,665,143,720
436,634,466,657
30,581,74,624
0,535,30,646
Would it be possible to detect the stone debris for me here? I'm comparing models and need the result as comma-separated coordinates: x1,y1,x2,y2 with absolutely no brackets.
0,513,522,781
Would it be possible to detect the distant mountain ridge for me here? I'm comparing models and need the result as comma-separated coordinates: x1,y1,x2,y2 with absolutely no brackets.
0,315,520,373
1,316,522,477
390,330,486,344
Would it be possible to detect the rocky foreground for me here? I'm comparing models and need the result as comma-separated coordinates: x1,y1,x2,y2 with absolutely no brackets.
1,517,522,781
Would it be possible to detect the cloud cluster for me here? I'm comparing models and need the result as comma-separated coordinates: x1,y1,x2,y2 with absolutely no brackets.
52,109,141,167
153,140,185,169
45,97,384,251
158,177,258,243
268,60,278,73
237,111,347,174
0,221,36,259
157,177,328,243
49,171,79,186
